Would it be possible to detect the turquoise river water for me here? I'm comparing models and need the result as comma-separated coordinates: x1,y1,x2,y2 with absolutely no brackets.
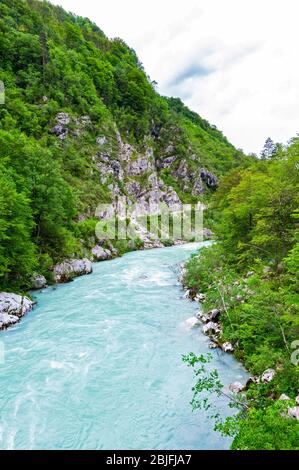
0,242,248,450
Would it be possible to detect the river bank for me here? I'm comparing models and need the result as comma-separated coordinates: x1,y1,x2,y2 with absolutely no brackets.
0,232,213,332
181,242,299,448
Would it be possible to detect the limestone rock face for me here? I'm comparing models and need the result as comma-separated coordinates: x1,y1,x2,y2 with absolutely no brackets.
171,160,218,194
0,293,34,330
192,178,204,196
157,155,177,169
53,259,92,283
127,156,152,176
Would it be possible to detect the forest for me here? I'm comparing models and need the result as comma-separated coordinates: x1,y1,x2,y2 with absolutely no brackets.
183,138,299,449
0,0,246,292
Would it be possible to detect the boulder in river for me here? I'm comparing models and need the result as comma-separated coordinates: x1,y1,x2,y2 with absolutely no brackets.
0,292,34,330
194,293,206,302
53,258,92,283
184,317,201,329
229,381,245,393
222,342,234,353
203,321,221,336
31,274,47,290
92,245,112,261
244,376,260,389
208,308,221,321
197,309,220,323
197,312,210,323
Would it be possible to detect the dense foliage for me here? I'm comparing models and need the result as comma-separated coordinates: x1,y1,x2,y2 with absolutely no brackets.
0,0,246,291
184,140,299,449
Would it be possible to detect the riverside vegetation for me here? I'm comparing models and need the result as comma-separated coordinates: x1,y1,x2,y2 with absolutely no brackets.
183,140,299,449
0,0,298,451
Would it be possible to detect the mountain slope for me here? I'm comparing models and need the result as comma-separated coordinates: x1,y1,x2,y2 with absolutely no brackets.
0,0,249,291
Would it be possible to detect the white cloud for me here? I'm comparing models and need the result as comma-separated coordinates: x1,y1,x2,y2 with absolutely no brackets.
48,0,299,154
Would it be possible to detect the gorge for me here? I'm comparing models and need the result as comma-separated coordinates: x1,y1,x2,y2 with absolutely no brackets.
0,243,248,450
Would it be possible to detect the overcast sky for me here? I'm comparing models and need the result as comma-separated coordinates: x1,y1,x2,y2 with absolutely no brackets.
49,0,299,154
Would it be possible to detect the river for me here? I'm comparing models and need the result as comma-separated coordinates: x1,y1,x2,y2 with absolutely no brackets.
0,242,247,450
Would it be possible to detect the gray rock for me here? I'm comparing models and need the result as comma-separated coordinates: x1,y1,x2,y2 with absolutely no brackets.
96,136,108,146
192,178,204,196
184,289,190,299
110,160,123,180
229,381,245,393
157,155,177,169
208,308,221,321
245,376,260,388
0,292,34,330
165,144,175,154
127,156,151,176
194,293,206,302
127,240,136,250
53,259,92,283
31,274,47,290
261,368,276,383
126,181,143,197
76,115,91,126
222,342,234,353
288,407,299,420
202,228,214,240
203,321,221,335
91,246,111,261
143,239,164,249
162,187,182,211
197,312,210,323
56,112,70,125
279,394,291,401
51,125,68,140
200,168,218,188
246,271,255,278
208,342,219,349
263,266,272,274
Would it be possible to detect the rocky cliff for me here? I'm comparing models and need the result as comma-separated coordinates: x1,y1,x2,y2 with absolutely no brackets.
0,0,248,291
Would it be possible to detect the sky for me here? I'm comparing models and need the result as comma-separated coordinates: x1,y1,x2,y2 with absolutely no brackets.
48,0,299,154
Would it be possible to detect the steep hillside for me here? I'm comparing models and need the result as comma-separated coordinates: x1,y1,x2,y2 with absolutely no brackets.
0,0,248,291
